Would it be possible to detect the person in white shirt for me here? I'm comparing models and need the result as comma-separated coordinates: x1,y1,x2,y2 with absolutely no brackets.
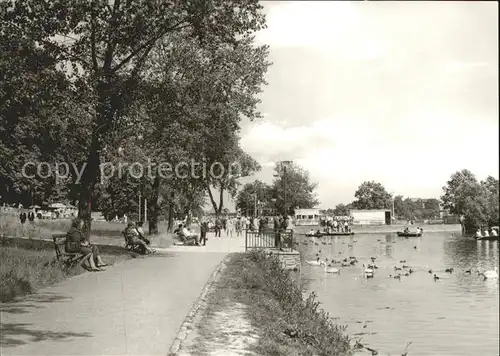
136,221,151,245
177,224,200,245
476,229,483,237
253,217,259,231
491,228,498,236
483,229,489,237
226,218,234,237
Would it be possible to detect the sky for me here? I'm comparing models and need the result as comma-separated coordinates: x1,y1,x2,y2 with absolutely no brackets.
212,1,499,211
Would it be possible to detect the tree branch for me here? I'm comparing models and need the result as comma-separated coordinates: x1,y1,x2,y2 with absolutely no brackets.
90,1,99,72
111,21,190,74
205,182,219,214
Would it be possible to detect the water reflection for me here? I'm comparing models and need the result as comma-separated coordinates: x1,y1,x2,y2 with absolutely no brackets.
296,230,499,356
385,234,392,257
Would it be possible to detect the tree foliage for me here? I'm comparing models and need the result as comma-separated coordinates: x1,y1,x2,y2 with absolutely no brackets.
235,180,272,215
333,203,351,216
393,196,441,221
271,161,319,215
441,170,499,231
352,181,392,210
1,0,268,234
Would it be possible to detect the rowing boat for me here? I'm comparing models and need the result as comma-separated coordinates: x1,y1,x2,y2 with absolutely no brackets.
475,235,499,241
304,232,355,237
396,232,422,237
320,232,355,236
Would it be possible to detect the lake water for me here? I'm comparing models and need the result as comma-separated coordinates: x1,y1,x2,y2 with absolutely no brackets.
295,227,499,356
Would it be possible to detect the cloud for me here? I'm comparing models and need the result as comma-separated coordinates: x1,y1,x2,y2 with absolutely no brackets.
442,61,490,73
257,2,384,61
244,1,499,207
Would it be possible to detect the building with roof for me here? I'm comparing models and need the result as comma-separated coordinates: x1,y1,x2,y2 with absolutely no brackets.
350,209,392,225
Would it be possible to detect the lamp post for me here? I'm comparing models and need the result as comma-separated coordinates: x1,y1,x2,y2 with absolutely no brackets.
253,193,257,218
389,192,395,224
282,160,292,217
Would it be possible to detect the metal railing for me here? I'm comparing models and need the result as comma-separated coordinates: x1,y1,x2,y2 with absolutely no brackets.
245,228,294,252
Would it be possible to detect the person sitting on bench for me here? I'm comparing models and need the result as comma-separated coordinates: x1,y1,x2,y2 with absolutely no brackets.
135,221,150,245
123,222,156,254
67,218,107,271
176,224,200,245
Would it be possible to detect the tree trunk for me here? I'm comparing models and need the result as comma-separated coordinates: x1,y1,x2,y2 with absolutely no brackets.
77,74,118,236
167,191,175,232
206,184,219,217
77,133,101,237
217,185,224,215
148,173,161,235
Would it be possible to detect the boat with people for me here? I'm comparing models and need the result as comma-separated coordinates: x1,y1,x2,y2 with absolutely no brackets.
318,231,355,236
397,226,423,237
397,232,422,237
474,226,499,241
304,228,354,237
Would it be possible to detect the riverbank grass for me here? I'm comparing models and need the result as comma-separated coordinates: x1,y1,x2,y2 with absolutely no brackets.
182,251,353,356
0,245,130,303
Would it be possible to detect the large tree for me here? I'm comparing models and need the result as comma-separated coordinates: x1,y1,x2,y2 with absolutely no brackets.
481,176,499,228
271,161,319,215
0,31,91,206
441,170,497,232
352,181,392,210
2,0,267,234
235,180,272,216
140,29,269,223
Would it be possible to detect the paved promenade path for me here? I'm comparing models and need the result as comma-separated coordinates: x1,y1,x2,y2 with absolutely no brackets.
0,234,245,356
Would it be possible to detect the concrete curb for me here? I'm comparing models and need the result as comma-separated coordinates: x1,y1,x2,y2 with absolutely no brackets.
167,254,231,356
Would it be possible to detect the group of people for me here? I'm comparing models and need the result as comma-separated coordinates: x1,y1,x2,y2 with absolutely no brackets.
476,227,498,237
65,218,157,272
321,217,351,233
403,226,423,234
19,209,36,224
170,214,292,247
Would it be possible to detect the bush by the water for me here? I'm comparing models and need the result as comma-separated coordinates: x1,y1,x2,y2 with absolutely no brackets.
224,251,353,356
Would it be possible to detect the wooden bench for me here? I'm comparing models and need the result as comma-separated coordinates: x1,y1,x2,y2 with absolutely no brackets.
52,234,87,268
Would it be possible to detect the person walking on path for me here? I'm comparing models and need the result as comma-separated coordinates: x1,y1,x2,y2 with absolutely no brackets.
27,210,35,223
222,216,227,234
200,218,209,245
214,216,222,237
235,217,242,237
19,209,27,225
273,215,281,248
226,217,233,237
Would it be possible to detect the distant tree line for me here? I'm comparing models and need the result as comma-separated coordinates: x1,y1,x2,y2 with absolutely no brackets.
318,181,441,221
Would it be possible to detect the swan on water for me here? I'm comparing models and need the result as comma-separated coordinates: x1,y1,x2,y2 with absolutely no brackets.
305,257,324,266
362,264,374,274
479,267,498,279
324,265,340,273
